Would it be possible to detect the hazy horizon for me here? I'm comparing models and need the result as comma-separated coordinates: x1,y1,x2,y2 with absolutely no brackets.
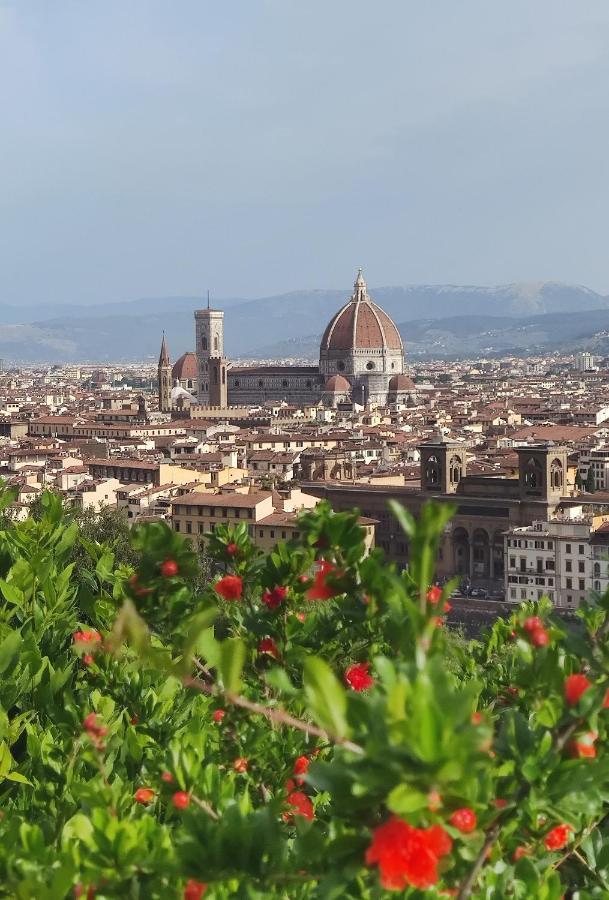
3,1,609,306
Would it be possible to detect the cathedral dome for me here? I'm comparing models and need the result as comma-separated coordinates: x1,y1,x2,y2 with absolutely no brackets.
389,373,415,391
320,270,403,354
172,352,197,381
323,374,351,393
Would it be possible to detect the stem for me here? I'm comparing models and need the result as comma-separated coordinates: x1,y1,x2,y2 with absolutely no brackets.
191,794,220,821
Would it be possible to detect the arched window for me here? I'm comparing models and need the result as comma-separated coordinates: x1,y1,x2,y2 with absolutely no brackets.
202,336,207,351
214,336,219,352
595,580,601,592
594,562,601,577
524,458,543,490
550,458,563,489
213,369,218,384
449,454,462,485
222,367,226,384
426,454,440,486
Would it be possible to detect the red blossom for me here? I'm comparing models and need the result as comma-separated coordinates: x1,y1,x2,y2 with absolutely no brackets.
530,628,549,647
293,756,309,776
449,808,477,833
226,542,239,557
296,612,306,622
564,673,592,706
344,662,374,692
493,798,507,809
183,880,207,900
214,574,243,601
73,629,101,644
284,790,314,821
258,638,280,659
160,559,179,578
233,757,248,773
427,790,442,812
603,687,609,709
513,846,531,861
134,787,155,805
161,771,174,783
426,585,443,604
82,654,94,666
172,791,190,810
366,817,452,890
544,823,574,851
212,709,225,723
523,616,543,633
567,731,598,759
262,586,288,610
306,561,342,601
471,712,482,726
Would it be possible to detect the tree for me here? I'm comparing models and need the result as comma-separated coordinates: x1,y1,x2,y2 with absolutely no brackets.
586,467,596,493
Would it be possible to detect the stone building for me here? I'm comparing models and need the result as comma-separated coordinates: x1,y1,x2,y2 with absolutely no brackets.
158,270,417,411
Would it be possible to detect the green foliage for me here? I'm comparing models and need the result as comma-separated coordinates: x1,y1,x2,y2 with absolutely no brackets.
0,486,608,897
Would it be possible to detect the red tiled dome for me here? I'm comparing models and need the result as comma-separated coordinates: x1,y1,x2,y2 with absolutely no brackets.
172,352,197,381
323,374,351,392
389,373,415,391
320,271,403,353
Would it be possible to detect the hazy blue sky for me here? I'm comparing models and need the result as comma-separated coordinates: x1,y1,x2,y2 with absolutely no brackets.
2,0,609,305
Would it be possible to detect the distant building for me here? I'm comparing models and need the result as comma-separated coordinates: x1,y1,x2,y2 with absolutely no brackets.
575,351,595,372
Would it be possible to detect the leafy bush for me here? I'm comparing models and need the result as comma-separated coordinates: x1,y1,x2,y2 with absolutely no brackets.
0,489,608,897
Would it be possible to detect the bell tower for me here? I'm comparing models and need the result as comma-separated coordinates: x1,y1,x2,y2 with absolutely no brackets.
418,436,467,494
158,332,172,413
195,295,228,407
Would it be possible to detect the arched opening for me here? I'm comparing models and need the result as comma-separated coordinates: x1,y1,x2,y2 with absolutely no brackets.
472,528,491,578
493,530,504,579
202,336,208,351
524,458,543,491
594,562,601,577
550,458,563,490
452,527,470,576
214,336,219,352
425,454,441,487
449,454,463,487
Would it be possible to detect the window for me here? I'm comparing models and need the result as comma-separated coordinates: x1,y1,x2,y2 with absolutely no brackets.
566,544,571,554
198,522,204,534
579,545,585,555
595,580,601,592
510,588,517,599
566,561,572,572
270,530,275,538
281,531,286,539
578,561,585,573
366,361,375,370
566,578,573,589
579,579,585,590
509,556,516,568
548,541,553,549
174,521,180,532
186,522,192,534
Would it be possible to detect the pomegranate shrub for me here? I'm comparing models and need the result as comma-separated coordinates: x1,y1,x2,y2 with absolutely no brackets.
0,489,607,897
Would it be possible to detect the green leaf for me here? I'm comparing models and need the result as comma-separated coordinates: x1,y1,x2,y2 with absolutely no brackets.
219,638,246,694
303,656,349,739
0,630,21,674
387,783,428,814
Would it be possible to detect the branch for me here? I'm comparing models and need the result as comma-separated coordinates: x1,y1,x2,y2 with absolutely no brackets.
182,675,364,755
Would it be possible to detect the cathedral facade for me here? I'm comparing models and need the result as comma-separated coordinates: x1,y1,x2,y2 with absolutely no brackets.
158,270,416,410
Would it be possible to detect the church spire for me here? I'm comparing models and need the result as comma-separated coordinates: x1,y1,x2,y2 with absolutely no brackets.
352,267,368,302
158,331,170,367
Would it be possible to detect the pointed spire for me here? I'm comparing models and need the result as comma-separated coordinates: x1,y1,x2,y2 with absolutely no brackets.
158,331,170,367
352,267,367,302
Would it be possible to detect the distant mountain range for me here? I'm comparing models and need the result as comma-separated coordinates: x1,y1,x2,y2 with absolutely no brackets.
1,282,609,363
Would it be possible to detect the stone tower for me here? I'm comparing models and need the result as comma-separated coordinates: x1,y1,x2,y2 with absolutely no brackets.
419,436,467,494
517,445,568,502
195,301,228,407
158,332,172,413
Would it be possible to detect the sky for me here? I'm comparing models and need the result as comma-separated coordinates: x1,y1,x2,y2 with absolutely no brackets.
2,0,609,306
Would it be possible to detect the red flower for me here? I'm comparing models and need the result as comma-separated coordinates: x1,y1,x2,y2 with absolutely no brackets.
172,791,190,810
284,790,314,821
427,790,442,812
296,611,306,622
73,629,101,644
233,757,248,773
134,787,155,805
82,713,107,738
258,638,279,658
262,585,288,610
226,542,239,556
307,561,342,601
523,616,543,633
161,771,174,783
513,846,531,861
564,673,592,706
544,823,573,851
567,731,597,759
344,662,374,692
493,798,507,809
82,654,94,666
73,887,96,900
603,687,609,709
449,808,477,833
183,880,207,900
160,559,179,578
471,712,482,726
427,585,443,604
130,715,138,726
214,574,243,601
293,756,309,776
212,709,225,723
530,628,549,647
366,817,452,890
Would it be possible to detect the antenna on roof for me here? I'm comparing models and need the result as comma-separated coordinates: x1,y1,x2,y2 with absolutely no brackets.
207,289,210,310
